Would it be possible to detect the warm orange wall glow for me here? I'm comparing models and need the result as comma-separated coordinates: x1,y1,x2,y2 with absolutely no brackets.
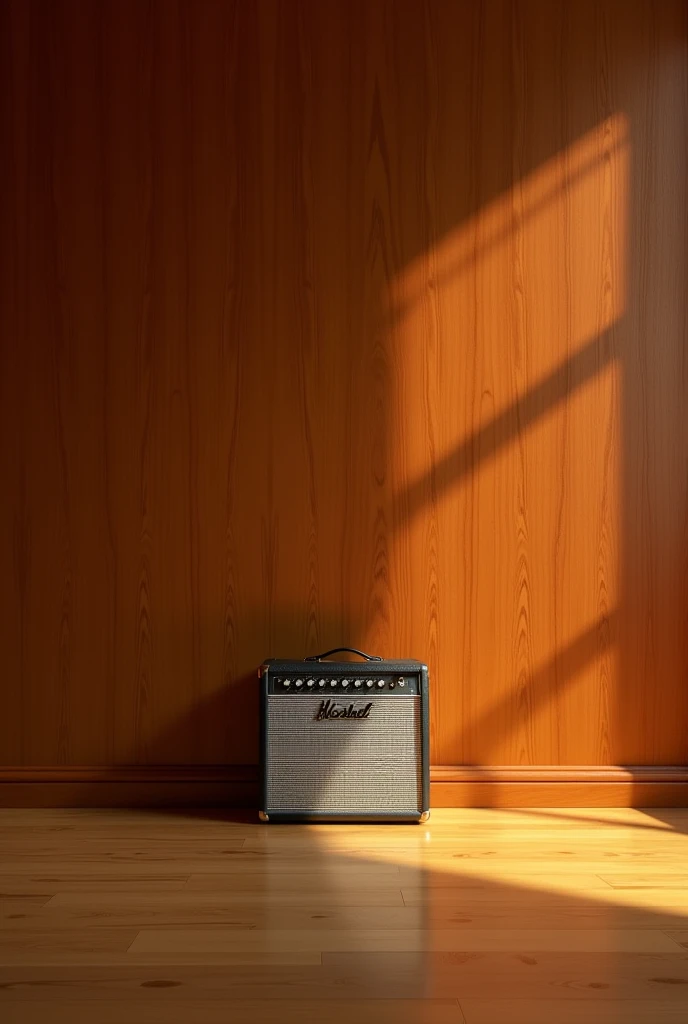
379,115,630,764
0,1,686,794
390,113,629,343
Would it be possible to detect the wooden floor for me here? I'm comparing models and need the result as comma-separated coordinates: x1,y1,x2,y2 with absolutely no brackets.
2,808,688,1023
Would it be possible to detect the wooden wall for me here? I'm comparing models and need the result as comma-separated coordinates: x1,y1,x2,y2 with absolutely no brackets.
1,0,687,806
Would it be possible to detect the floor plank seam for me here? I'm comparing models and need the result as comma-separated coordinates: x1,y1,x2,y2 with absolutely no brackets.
661,930,687,951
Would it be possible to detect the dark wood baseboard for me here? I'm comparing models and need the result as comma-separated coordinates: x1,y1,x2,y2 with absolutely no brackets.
430,765,688,807
1,765,686,807
0,766,258,808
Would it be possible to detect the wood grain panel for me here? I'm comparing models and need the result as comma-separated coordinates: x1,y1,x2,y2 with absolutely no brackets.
0,0,687,795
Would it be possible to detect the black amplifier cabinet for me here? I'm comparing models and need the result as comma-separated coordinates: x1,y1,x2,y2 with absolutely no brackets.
258,647,430,823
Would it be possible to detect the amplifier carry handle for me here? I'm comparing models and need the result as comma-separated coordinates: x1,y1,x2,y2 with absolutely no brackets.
304,646,383,662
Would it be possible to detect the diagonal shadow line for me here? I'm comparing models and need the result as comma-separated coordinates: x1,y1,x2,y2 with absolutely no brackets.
395,324,619,531
494,806,678,834
385,134,628,327
457,609,618,764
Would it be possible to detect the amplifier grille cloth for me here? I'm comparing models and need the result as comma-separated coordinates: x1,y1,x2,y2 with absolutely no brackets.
266,694,421,812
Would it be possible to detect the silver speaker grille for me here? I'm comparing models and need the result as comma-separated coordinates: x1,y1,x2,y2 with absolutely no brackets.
265,694,422,812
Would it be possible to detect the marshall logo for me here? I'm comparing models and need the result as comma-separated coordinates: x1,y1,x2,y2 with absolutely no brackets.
316,699,373,721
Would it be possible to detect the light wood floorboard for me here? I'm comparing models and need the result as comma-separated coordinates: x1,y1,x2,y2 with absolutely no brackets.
1,998,466,1024
1,808,687,1022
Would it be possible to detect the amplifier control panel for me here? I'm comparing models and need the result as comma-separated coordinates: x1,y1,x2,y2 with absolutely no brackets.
268,675,419,695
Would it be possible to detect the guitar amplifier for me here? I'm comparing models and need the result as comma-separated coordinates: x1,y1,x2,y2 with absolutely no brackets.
258,647,430,823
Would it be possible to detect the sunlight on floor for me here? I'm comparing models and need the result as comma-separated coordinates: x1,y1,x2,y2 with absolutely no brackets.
280,808,688,914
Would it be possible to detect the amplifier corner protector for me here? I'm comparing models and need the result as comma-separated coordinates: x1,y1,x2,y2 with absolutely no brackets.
258,811,270,823
419,810,431,823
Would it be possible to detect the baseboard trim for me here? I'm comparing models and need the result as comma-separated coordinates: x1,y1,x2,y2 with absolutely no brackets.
1,764,686,808
0,765,258,808
429,765,688,808
431,765,688,782
0,766,257,784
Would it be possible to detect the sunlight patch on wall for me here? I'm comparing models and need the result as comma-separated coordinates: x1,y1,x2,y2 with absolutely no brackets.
381,115,630,764
388,113,629,360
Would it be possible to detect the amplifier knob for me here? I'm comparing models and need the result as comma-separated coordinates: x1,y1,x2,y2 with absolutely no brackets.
306,679,315,688
354,680,362,688
397,677,405,687
341,679,350,688
330,680,337,688
318,679,326,688
295,679,304,688
377,680,385,688
283,679,291,688
366,679,374,688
